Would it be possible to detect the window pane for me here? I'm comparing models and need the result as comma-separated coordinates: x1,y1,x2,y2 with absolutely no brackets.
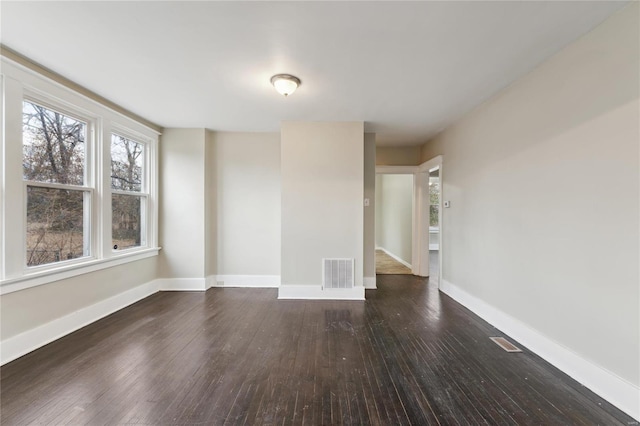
27,186,87,266
112,194,142,250
23,101,86,185
429,178,439,205
111,134,144,192
430,205,439,227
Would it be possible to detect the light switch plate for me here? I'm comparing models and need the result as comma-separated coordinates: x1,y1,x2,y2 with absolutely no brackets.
444,200,450,208
364,198,370,207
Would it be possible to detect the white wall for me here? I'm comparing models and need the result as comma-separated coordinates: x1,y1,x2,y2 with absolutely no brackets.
421,3,639,417
280,122,364,298
208,131,281,278
375,174,413,266
158,129,206,281
363,133,376,284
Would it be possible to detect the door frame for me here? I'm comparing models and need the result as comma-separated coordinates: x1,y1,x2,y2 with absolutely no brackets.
375,155,443,281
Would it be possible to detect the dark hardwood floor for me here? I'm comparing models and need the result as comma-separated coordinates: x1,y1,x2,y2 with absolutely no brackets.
1,276,634,425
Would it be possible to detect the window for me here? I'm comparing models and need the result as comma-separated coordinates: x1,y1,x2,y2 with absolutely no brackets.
23,100,91,267
111,134,146,251
429,175,440,227
1,58,159,294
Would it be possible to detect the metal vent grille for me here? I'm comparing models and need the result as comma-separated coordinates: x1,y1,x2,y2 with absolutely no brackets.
323,258,354,289
490,337,522,353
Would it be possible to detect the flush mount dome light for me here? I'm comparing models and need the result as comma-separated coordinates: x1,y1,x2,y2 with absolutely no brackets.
270,74,301,96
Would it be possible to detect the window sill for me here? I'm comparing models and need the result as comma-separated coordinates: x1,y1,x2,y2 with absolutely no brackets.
0,247,161,295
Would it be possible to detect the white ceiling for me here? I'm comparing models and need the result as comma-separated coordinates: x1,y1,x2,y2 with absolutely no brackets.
1,1,628,146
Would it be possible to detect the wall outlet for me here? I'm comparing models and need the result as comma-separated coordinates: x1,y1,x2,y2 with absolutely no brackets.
364,198,370,207
444,200,450,208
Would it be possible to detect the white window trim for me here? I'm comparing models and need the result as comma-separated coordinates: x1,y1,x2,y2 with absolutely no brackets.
21,95,97,270
1,57,160,295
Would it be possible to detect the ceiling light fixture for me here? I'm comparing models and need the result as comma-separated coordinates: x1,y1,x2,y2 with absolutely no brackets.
270,74,301,96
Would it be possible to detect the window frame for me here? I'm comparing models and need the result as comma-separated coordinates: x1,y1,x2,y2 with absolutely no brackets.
21,95,96,270
0,57,160,295
109,128,152,253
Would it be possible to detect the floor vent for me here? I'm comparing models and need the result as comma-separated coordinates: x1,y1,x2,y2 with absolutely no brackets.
323,258,354,289
490,337,522,352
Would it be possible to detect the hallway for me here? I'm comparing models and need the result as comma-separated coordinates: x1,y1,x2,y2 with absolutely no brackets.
375,249,411,274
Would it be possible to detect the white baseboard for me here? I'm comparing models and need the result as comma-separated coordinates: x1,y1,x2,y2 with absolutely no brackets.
440,279,640,421
364,276,377,289
213,275,280,288
156,278,207,291
0,279,159,366
377,246,412,269
278,285,365,300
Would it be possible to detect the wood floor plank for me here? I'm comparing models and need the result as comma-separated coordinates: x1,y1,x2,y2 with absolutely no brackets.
1,276,635,425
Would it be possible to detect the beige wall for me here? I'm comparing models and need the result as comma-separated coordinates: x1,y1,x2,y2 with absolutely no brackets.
281,122,364,288
375,174,413,265
363,133,376,280
0,257,157,340
421,3,639,388
208,131,281,276
158,128,206,279
376,146,421,166
204,130,217,278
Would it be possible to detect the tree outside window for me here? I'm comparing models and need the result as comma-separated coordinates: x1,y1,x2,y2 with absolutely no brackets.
429,176,440,227
23,100,88,266
111,134,145,250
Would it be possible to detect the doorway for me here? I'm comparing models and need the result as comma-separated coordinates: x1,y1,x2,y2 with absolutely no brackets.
374,156,442,284
375,173,413,274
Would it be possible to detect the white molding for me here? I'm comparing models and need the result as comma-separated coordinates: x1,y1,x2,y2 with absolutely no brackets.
213,275,280,288
0,248,161,295
278,285,365,300
156,278,207,291
440,279,640,421
0,279,160,366
377,246,412,269
363,276,377,289
375,165,417,174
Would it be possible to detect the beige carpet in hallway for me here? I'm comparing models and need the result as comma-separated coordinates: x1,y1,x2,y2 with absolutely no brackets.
376,249,412,274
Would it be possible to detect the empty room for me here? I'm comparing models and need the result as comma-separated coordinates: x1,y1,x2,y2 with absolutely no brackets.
0,1,638,425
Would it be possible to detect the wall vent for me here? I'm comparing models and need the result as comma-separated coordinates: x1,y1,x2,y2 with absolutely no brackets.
490,337,522,353
323,258,354,289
